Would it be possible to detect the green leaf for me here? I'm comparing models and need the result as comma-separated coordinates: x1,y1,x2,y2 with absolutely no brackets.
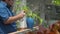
52,0,60,6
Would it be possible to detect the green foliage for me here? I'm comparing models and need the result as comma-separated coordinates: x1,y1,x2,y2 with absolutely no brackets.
52,0,60,6
22,6,43,25
14,0,43,25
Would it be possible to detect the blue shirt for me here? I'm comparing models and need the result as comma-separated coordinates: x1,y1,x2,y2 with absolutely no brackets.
0,1,17,34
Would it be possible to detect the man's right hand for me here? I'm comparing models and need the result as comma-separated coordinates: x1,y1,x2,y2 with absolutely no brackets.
4,10,26,24
18,10,25,18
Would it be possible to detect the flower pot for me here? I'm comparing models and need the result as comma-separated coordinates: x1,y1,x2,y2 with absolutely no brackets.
26,17,34,29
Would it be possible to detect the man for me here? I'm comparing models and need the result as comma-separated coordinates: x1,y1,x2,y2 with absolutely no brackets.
0,0,25,34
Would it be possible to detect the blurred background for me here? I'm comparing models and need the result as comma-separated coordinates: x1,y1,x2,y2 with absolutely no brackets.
9,0,60,34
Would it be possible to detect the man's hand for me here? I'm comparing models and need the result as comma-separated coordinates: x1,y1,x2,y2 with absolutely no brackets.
18,10,25,18
4,10,26,24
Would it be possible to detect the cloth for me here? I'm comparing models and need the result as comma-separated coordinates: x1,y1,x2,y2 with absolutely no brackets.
0,1,17,34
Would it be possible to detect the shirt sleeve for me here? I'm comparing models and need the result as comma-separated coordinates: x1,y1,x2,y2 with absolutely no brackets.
0,8,9,23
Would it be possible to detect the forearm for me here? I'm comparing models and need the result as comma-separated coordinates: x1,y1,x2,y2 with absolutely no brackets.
4,14,23,24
